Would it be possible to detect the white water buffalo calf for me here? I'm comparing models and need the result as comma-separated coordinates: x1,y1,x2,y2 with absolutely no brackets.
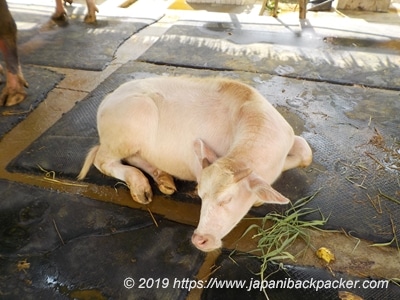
78,77,312,252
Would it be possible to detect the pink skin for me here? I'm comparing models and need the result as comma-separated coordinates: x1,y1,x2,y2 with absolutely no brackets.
192,172,288,252
192,178,255,252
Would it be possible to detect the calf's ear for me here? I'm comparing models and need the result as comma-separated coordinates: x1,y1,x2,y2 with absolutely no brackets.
248,174,290,204
193,139,218,169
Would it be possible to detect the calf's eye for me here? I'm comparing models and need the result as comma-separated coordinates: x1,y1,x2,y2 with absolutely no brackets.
218,197,232,206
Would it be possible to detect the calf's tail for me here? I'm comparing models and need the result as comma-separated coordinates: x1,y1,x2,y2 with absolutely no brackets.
77,145,99,180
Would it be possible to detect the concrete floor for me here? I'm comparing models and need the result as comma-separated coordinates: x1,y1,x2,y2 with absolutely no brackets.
1,0,400,299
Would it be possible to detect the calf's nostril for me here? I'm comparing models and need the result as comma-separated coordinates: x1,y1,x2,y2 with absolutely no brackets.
192,233,208,246
198,236,208,246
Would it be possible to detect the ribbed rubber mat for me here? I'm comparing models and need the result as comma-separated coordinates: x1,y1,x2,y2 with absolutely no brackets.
9,2,162,71
202,251,400,300
138,22,400,90
0,179,204,299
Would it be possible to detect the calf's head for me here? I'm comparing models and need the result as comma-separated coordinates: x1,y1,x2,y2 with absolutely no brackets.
192,139,290,252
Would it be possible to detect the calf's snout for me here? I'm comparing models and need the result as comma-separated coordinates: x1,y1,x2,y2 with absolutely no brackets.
191,231,221,252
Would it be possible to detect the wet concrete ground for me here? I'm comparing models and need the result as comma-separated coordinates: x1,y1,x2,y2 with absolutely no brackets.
1,0,400,299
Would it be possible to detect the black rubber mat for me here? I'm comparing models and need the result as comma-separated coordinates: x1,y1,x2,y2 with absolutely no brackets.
0,179,204,299
7,60,400,246
9,2,162,71
0,65,63,138
201,251,400,300
138,21,400,90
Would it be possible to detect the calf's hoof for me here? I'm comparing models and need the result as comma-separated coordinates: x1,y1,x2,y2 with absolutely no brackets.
0,89,27,106
156,174,176,195
159,183,176,195
84,14,97,24
51,12,69,27
131,189,153,205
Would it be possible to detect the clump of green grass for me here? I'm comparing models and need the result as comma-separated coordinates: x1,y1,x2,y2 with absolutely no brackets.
242,190,327,297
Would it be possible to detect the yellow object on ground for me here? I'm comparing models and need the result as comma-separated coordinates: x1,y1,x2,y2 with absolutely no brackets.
169,0,194,10
316,247,335,264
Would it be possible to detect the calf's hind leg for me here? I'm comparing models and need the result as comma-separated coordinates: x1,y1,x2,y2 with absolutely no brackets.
283,136,312,171
93,147,153,204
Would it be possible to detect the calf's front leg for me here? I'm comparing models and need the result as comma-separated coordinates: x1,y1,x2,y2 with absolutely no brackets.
124,156,177,195
93,147,153,204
